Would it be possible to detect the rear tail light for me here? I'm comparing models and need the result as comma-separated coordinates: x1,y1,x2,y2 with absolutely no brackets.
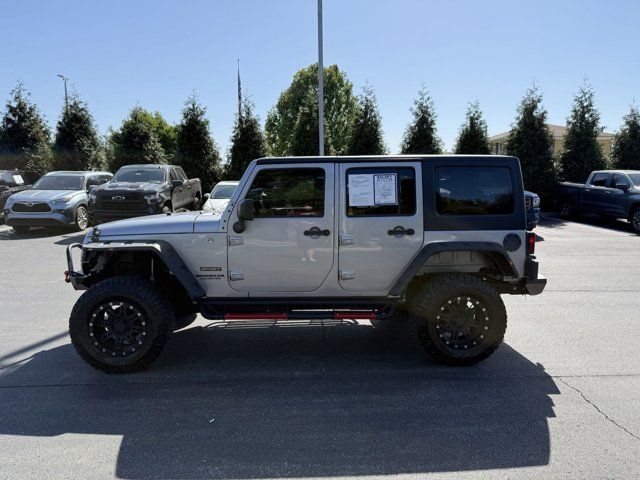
526,232,536,255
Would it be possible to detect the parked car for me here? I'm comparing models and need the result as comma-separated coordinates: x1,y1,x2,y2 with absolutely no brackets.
556,170,640,233
88,164,202,225
524,190,541,230
203,180,239,213
0,170,41,222
4,171,112,233
65,155,545,373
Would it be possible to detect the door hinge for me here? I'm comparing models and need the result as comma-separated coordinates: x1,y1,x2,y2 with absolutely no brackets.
339,270,355,280
340,235,355,246
228,236,244,246
229,271,245,281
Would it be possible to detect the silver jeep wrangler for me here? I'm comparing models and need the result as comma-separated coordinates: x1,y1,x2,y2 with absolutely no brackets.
65,155,546,372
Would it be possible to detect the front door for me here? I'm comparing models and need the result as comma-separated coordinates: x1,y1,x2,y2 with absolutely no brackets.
338,162,423,292
227,164,335,293
582,172,610,214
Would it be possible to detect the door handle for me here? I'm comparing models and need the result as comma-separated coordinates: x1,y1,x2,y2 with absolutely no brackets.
303,226,330,237
387,226,415,236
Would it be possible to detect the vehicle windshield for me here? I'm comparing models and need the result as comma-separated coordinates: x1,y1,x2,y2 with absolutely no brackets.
211,183,238,199
628,174,640,186
32,175,83,191
0,172,25,187
112,168,166,183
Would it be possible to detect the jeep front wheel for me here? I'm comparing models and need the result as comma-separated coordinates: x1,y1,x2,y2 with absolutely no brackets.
69,276,174,373
412,273,507,366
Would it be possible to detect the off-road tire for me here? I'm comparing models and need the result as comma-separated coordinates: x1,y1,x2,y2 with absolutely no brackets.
629,206,640,234
69,276,174,373
174,313,197,331
412,273,507,366
74,205,90,231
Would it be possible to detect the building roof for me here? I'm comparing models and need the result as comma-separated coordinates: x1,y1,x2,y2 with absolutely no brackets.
488,124,614,142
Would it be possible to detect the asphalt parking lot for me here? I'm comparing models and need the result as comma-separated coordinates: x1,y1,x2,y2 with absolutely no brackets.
0,217,639,480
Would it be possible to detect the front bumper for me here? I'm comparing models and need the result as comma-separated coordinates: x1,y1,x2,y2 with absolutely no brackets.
5,208,75,227
65,243,89,290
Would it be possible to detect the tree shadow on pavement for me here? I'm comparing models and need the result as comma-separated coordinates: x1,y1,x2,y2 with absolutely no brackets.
540,214,637,235
0,321,559,479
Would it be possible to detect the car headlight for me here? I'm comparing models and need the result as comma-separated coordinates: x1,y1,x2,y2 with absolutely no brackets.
53,194,74,205
144,193,160,203
532,196,540,207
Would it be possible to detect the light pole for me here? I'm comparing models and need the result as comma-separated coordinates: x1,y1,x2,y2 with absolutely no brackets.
317,0,325,156
57,74,69,113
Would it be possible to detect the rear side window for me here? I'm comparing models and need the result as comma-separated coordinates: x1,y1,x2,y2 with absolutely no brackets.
346,167,416,216
590,173,610,187
436,166,514,215
245,168,325,217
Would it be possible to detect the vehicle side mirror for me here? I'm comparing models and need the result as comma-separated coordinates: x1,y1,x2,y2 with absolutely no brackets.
615,183,629,192
204,193,211,200
233,198,255,233
87,185,97,192
171,180,183,190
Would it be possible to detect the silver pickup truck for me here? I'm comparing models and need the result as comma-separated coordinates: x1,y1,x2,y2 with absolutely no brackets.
65,155,546,373
557,170,640,232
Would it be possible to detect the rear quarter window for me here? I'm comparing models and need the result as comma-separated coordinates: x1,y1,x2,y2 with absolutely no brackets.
436,166,515,215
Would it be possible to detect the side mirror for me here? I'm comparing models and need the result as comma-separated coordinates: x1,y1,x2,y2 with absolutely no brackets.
87,185,97,192
204,193,211,200
615,183,629,192
233,198,255,233
171,180,183,190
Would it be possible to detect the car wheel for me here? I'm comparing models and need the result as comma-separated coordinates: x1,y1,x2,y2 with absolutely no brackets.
560,201,574,218
412,273,507,366
162,204,172,215
69,276,174,373
630,206,640,234
75,205,90,231
192,196,201,211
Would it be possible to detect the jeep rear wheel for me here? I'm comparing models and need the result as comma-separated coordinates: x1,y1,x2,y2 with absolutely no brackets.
412,274,507,366
69,276,174,373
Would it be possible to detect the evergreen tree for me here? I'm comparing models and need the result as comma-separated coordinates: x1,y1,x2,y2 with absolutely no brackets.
347,85,387,155
505,86,557,206
53,93,104,171
612,105,640,170
560,83,606,182
265,64,357,155
107,106,166,171
400,88,442,154
175,94,221,192
454,102,491,154
225,98,266,179
0,83,52,174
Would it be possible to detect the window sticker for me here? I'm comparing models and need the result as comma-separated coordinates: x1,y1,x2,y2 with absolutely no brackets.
12,175,25,185
373,173,397,205
348,174,374,206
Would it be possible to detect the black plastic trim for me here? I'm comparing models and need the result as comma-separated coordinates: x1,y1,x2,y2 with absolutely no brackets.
83,240,206,298
389,241,519,296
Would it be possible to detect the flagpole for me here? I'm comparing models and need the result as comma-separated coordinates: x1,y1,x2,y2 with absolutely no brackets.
317,0,325,156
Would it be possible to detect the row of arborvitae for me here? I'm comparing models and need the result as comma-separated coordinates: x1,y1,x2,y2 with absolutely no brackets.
1,64,639,197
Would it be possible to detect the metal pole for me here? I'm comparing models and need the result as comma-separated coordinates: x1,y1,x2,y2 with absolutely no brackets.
57,74,68,113
317,0,325,156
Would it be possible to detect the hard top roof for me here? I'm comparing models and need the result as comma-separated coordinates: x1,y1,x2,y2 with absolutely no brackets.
255,154,518,165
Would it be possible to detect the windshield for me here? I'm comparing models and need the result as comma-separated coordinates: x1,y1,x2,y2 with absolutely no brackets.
112,168,166,183
211,183,238,199
32,175,83,191
0,172,25,187
628,174,640,186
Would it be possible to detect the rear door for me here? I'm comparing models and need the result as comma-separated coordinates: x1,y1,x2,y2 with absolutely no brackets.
169,168,187,208
337,162,423,292
582,172,611,214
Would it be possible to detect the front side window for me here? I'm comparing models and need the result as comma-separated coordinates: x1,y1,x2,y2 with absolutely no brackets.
590,173,610,187
612,174,630,190
346,167,416,216
436,167,514,215
245,168,325,217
